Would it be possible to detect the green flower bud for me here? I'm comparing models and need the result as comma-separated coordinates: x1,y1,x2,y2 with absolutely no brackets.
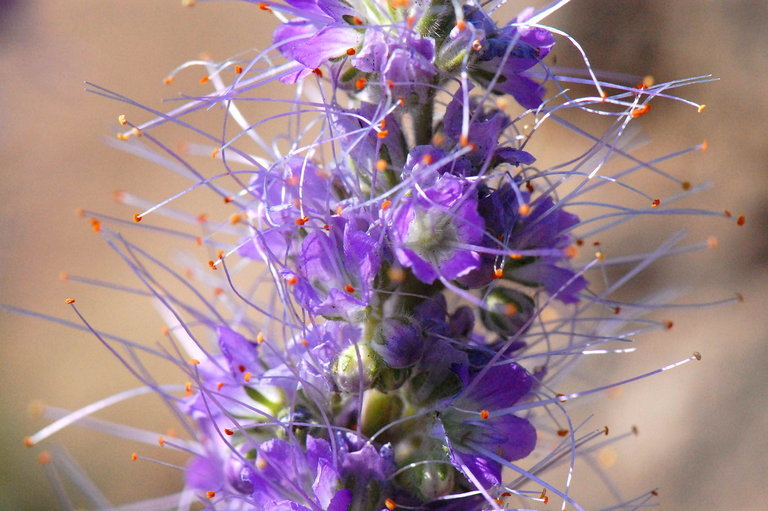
333,343,381,394
480,287,535,337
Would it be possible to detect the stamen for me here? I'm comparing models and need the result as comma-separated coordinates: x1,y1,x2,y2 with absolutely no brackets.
346,48,356,56
355,77,367,90
376,159,388,171
631,104,651,118
737,215,745,226
118,114,127,126
381,200,392,211
234,65,243,74
385,497,397,510
479,410,489,420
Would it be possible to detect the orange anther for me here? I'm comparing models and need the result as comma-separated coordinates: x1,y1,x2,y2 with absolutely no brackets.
387,80,395,89
37,451,52,465
557,429,569,437
701,140,708,151
24,437,34,447
493,268,503,279
161,326,170,336
195,236,202,247
243,371,253,383
224,195,234,203
336,205,343,215
664,320,674,329
312,68,323,78
118,114,127,126
355,77,367,90
421,153,433,165
381,199,392,211
397,96,405,106
377,130,389,139
385,498,397,510
157,436,166,446
257,332,265,344
234,65,243,74
216,382,225,391
229,213,242,225
213,287,224,296
224,428,234,436
163,76,174,85
600,91,607,102
737,215,745,226
188,358,200,366
133,213,143,223
631,104,651,118
199,75,209,85
258,2,271,10
406,16,415,28
346,48,356,56
459,134,469,148
217,250,225,260
455,20,466,31
294,216,309,226
351,16,363,25
432,132,445,147
287,275,298,285
564,245,578,259
65,298,75,305
697,104,707,113
185,381,193,395
681,181,691,190
91,219,101,233
299,338,309,347
472,39,483,51
376,159,388,172
518,203,531,216
211,148,219,158
344,284,356,293
131,452,138,461
479,409,489,420
387,267,405,282
651,199,661,208
724,210,732,217
504,303,518,316
208,260,217,270
59,272,69,281
206,491,216,499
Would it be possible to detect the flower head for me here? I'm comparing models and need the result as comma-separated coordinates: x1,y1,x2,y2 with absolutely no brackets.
16,2,734,511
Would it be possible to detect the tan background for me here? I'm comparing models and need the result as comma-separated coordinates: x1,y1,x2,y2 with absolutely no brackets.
1,1,766,509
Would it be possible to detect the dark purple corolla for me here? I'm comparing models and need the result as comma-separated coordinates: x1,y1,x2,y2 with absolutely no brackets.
464,6,556,108
439,363,537,488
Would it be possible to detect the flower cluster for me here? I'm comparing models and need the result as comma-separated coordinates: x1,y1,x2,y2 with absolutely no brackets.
19,1,739,510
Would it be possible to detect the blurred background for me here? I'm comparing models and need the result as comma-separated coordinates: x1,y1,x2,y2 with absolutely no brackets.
1,1,765,509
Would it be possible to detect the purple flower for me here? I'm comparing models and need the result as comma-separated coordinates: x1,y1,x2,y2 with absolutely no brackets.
390,174,485,283
293,215,381,320
465,6,556,108
440,363,537,487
